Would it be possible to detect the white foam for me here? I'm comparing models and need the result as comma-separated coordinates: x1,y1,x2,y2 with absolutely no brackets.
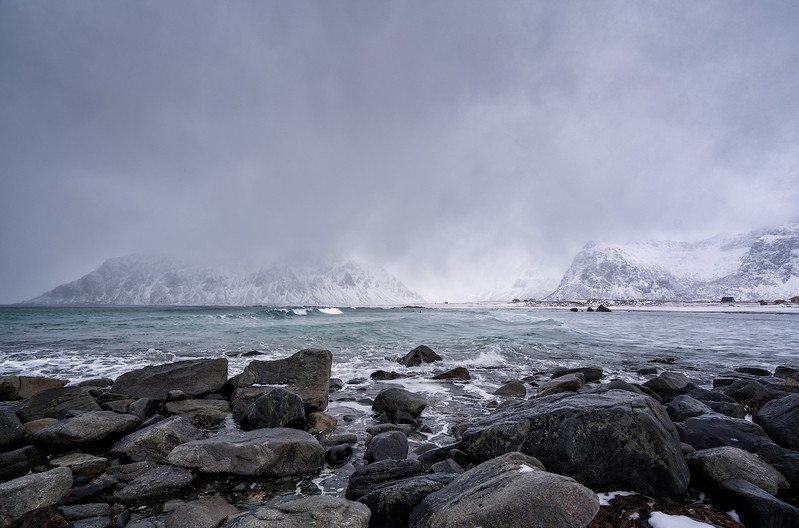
318,308,343,315
292,309,308,316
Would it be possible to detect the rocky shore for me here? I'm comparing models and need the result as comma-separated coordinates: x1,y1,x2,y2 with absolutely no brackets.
2,347,799,527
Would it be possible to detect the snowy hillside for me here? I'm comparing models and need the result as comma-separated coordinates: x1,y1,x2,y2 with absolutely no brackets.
548,223,799,301
27,255,426,306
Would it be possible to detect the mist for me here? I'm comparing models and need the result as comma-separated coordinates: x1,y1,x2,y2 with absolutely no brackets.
2,1,798,303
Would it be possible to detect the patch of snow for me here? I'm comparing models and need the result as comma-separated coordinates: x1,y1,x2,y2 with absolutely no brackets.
648,512,716,528
727,510,740,522
596,491,637,506
518,465,536,473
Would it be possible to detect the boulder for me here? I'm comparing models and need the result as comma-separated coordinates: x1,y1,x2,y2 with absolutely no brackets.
164,399,230,422
0,403,26,450
718,479,799,528
431,367,471,381
666,394,716,422
372,388,427,418
721,379,774,402
110,416,204,464
676,415,772,452
346,459,425,500
686,446,789,496
409,452,599,528
111,358,228,400
371,370,404,381
641,371,691,403
106,461,156,482
595,304,611,312
221,496,370,528
493,379,527,397
398,345,442,367
0,376,68,401
15,386,101,422
238,349,332,413
460,390,689,496
242,388,305,429
114,464,194,505
755,393,799,450
735,367,772,377
58,503,110,522
231,386,274,422
307,411,337,433
32,411,140,449
358,474,456,528
364,431,409,464
551,367,603,382
127,398,160,421
775,366,799,378
686,387,747,418
0,467,72,527
0,446,40,483
164,495,239,528
50,453,108,478
166,428,324,477
22,418,58,436
326,444,353,467
538,373,585,397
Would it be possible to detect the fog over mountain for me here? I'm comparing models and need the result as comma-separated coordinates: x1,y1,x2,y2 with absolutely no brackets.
2,2,799,304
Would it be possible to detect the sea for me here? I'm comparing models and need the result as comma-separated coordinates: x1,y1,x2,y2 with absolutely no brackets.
2,303,797,493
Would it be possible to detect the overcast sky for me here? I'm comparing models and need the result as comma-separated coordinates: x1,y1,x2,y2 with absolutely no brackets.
1,1,798,303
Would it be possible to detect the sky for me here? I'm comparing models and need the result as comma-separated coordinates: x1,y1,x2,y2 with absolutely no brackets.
1,1,798,304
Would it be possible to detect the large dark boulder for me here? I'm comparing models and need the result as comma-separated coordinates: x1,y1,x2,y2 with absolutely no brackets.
431,367,470,381
717,479,799,528
0,403,26,450
686,446,789,496
238,349,332,413
755,393,799,450
0,446,40,483
460,389,689,496
372,388,427,418
15,387,101,422
666,395,716,422
364,431,408,464
32,411,140,449
166,428,324,477
358,474,456,528
242,388,306,430
346,459,425,500
642,371,691,403
409,452,599,528
111,358,228,400
398,346,442,367
676,415,772,452
551,366,603,382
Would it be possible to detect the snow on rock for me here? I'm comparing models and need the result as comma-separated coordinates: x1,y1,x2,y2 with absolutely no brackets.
647,512,718,528
26,255,426,306
548,222,799,301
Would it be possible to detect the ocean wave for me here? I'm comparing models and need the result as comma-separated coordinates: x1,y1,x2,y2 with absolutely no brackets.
318,308,343,315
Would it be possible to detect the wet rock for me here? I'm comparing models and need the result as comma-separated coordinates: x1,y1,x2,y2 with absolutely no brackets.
50,453,107,478
222,496,370,528
676,414,772,452
346,459,425,500
666,394,716,422
329,378,344,392
0,403,26,450
166,428,324,477
686,387,747,418
430,459,464,474
164,495,239,528
113,465,194,505
238,349,332,414
636,367,658,375
460,390,690,496
359,474,456,528
596,304,611,312
319,431,358,447
409,452,599,528
242,388,305,430
569,307,578,312
0,467,72,527
687,446,789,496
537,373,584,397
551,366,603,382
735,367,772,377
365,431,408,464
775,366,799,378
57,504,110,522
127,398,160,422
15,386,101,422
0,376,68,401
718,478,799,528
398,345,442,367
307,411,337,433
0,446,40,484
111,358,228,401
372,388,427,418
641,371,691,403
755,393,799,450
77,378,113,389
721,379,774,402
32,411,139,449
370,371,404,381
230,386,274,422
326,444,353,467
431,367,471,381
493,379,527,397
111,416,205,464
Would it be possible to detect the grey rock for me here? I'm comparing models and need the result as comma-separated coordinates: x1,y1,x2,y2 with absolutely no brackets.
0,467,72,527
164,399,230,421
755,393,799,450
346,459,425,500
666,394,716,422
111,358,228,400
243,388,305,429
128,398,160,421
318,431,357,447
58,503,111,521
114,465,194,505
15,386,101,422
493,379,527,397
222,496,370,528
78,378,114,388
33,411,140,448
50,452,108,478
718,479,799,528
687,446,789,496
166,428,324,477
0,376,68,401
460,389,690,496
106,461,156,482
372,388,427,418
325,444,353,467
676,414,772,452
364,430,408,464
431,367,471,381
0,403,26,450
551,366,603,382
230,386,274,422
164,495,239,528
722,379,774,402
398,345,442,367
307,411,337,433
642,371,691,402
359,474,456,528
430,459,464,474
735,367,772,377
238,349,332,414
111,416,204,464
0,446,40,483
409,452,599,528
538,373,584,397
72,517,111,528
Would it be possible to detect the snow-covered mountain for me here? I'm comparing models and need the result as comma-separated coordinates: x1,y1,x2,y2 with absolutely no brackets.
547,223,799,301
27,255,426,306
